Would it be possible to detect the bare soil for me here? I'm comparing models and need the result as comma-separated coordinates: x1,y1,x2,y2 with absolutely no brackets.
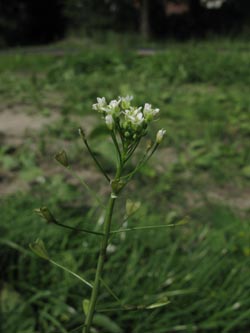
1,106,250,213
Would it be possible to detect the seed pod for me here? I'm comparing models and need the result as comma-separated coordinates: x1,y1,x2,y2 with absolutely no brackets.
55,150,69,168
34,207,57,223
126,199,141,216
29,239,50,260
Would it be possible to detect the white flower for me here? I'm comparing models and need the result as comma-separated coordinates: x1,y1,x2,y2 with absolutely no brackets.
92,96,162,144
156,129,166,144
106,99,120,116
132,111,144,126
123,107,144,130
109,100,120,108
143,103,160,121
120,95,133,109
92,97,107,112
105,114,114,130
144,103,152,112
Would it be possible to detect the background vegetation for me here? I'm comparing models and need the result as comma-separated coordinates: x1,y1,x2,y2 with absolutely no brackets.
0,36,250,332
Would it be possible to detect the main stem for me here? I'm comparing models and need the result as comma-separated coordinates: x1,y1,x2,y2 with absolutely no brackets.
83,171,122,332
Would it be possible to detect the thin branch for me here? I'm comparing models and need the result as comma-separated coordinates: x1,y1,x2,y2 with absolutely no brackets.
111,131,122,166
110,219,188,234
68,323,86,333
121,143,156,181
67,167,105,208
53,220,104,236
99,277,124,306
50,259,93,289
123,139,141,164
96,306,135,313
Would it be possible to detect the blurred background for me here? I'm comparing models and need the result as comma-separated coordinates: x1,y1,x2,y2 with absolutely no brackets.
1,0,250,46
0,1,250,333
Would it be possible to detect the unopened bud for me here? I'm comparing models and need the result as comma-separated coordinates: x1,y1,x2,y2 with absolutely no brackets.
55,150,69,167
34,207,56,223
156,129,166,144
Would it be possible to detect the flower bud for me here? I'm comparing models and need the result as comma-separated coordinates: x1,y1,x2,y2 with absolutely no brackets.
55,150,69,168
156,129,166,144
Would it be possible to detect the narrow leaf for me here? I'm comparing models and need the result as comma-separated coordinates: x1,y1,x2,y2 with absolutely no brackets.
146,299,170,309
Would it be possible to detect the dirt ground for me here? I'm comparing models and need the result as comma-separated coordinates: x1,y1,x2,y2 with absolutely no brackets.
1,106,250,213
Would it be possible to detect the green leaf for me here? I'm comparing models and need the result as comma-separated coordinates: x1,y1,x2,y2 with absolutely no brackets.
0,284,22,312
1,155,19,171
29,239,50,260
146,298,170,309
189,139,206,150
93,314,123,333
82,299,90,316
92,140,117,166
19,167,43,181
242,165,250,179
89,124,109,139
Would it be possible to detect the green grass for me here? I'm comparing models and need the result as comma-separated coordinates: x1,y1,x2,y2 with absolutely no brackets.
0,37,250,332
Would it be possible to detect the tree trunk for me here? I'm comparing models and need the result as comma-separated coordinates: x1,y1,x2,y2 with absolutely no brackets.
140,0,150,39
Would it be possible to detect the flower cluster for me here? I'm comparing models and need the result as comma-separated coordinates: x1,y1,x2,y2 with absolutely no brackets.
92,96,161,142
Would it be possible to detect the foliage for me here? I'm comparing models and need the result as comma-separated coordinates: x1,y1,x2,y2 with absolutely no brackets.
1,195,250,332
0,37,250,332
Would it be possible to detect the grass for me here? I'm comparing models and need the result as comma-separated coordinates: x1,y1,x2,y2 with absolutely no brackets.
0,36,250,332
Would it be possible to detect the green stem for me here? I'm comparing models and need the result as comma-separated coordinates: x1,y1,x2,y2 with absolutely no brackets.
111,131,122,167
83,195,117,333
83,133,124,333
